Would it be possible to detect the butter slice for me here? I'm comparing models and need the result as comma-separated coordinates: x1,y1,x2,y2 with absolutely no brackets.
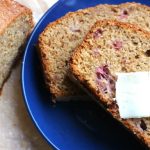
116,72,150,119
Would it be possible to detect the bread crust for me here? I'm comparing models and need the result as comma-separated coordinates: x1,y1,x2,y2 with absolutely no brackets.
38,3,122,98
70,20,150,148
0,0,34,92
38,2,150,99
0,0,33,35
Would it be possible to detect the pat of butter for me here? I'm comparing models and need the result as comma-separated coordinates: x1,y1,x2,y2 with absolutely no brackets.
116,72,150,119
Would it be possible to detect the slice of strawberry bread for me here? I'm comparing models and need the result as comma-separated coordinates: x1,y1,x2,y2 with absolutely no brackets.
70,20,150,148
39,2,150,101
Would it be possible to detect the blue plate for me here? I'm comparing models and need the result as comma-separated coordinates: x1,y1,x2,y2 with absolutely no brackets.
22,0,149,150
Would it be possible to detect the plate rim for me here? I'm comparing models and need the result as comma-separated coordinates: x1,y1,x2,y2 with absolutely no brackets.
21,0,150,150
21,1,63,149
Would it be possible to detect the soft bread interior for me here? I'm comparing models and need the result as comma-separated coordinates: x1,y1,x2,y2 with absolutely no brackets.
70,20,150,146
0,13,33,88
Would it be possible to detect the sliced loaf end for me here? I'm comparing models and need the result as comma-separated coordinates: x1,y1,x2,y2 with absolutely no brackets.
0,0,34,91
38,2,150,100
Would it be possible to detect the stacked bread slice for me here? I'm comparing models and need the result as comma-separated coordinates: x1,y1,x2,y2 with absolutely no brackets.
38,2,150,148
38,3,150,101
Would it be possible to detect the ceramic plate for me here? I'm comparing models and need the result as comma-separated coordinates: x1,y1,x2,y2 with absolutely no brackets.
22,0,149,149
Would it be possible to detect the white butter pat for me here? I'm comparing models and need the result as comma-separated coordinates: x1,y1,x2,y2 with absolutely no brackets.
116,72,150,119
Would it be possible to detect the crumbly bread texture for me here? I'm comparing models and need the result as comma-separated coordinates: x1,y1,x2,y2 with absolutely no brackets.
70,20,150,148
0,0,33,91
38,2,150,100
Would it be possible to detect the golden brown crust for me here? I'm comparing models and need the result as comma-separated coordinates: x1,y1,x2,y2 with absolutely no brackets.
0,0,34,93
38,2,150,99
38,12,83,98
70,20,150,148
120,2,150,11
108,105,150,148
0,0,33,35
38,4,116,98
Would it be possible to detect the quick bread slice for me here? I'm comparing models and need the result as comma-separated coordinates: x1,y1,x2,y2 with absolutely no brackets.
70,20,150,148
38,2,150,100
0,0,33,91
38,4,118,100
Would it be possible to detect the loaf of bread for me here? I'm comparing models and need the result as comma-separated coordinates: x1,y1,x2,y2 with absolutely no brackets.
38,2,150,100
70,20,150,148
0,0,33,91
